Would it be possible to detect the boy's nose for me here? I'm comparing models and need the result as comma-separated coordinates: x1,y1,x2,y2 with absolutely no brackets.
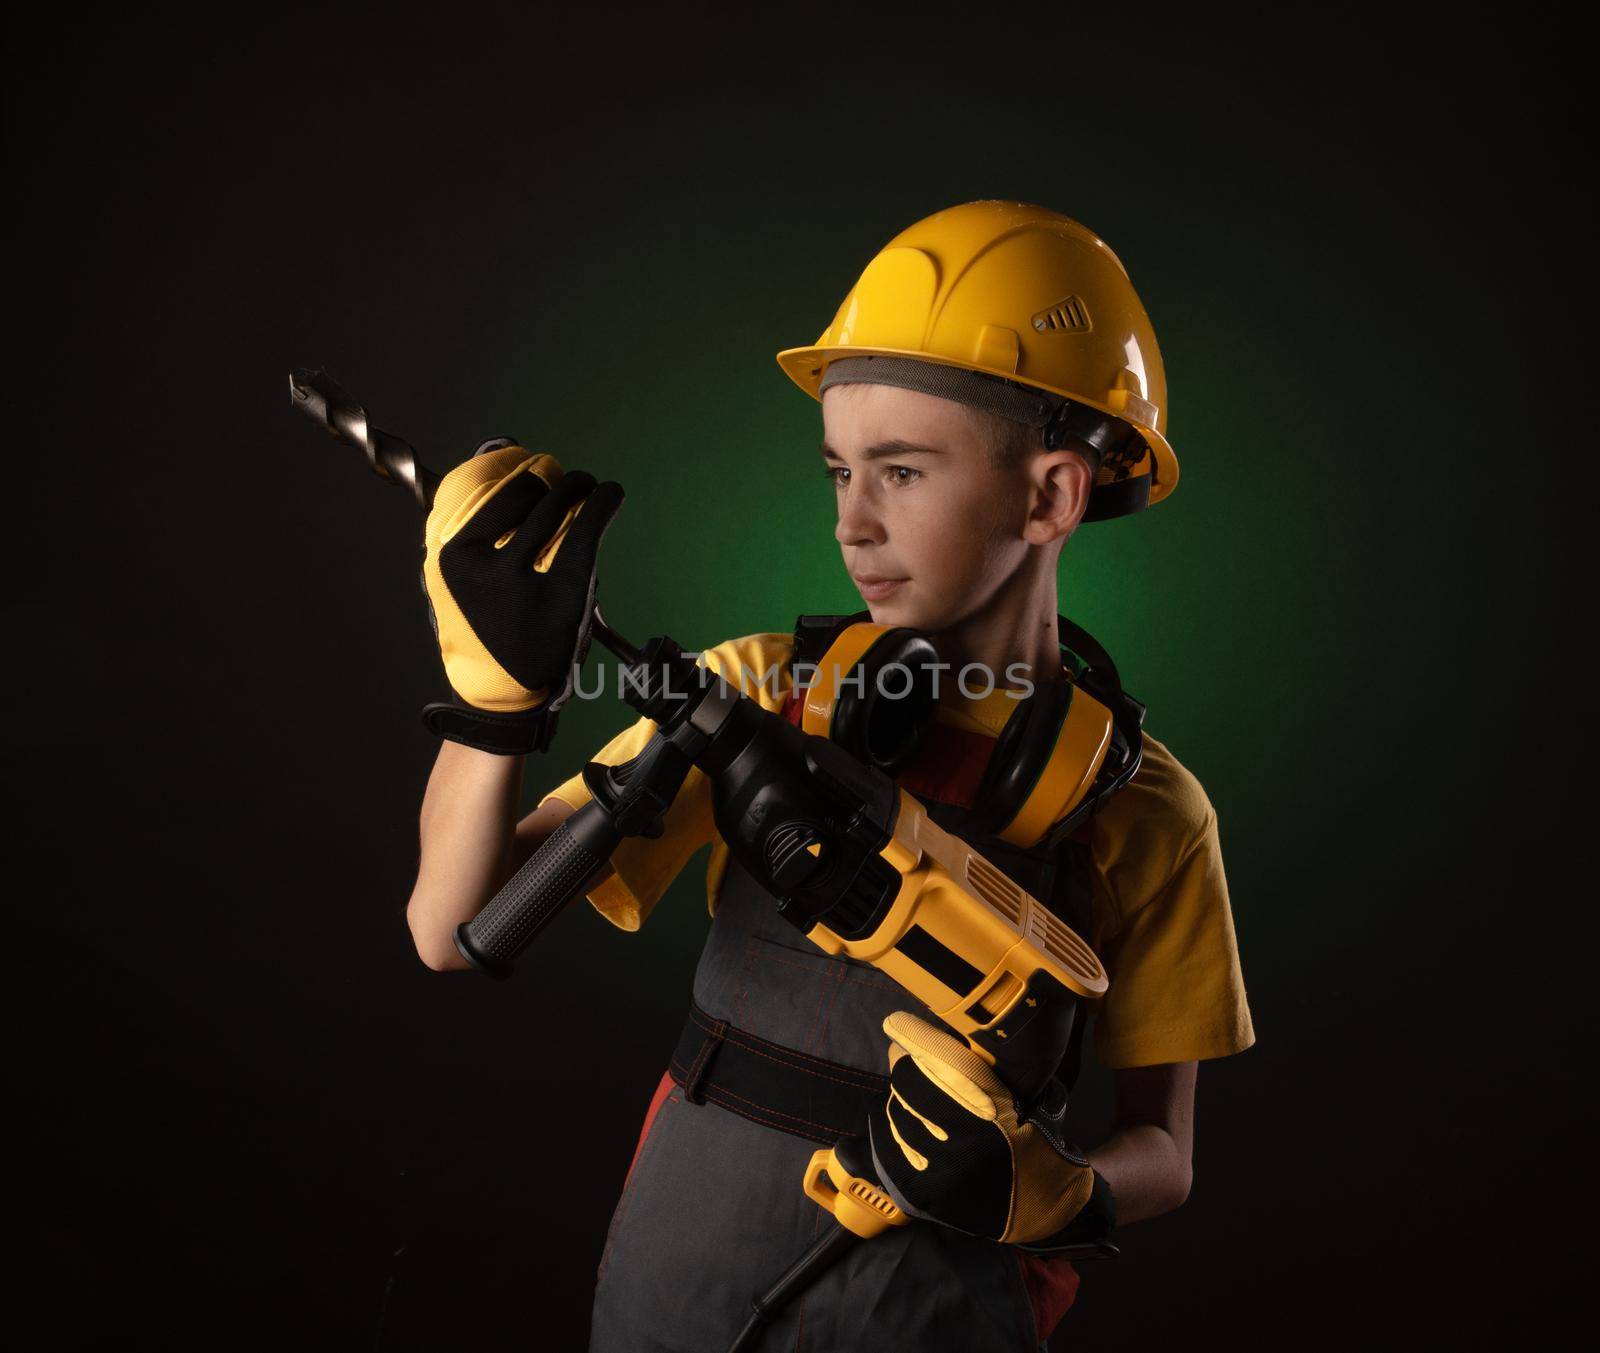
835,490,886,546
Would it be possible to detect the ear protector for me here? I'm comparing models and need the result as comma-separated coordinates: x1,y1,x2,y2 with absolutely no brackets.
793,612,1146,850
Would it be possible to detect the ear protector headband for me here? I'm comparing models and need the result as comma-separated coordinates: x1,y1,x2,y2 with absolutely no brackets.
795,613,1145,850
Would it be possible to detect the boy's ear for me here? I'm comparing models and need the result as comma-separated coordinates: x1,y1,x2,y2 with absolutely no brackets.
1024,450,1094,545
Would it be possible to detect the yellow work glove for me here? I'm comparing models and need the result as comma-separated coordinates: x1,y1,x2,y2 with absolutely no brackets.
420,440,623,754
867,1010,1115,1251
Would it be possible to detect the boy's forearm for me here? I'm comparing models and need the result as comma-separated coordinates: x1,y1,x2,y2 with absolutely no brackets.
407,741,525,970
1087,1124,1193,1225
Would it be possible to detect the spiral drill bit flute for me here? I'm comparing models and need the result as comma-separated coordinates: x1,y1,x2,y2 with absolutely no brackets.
288,367,441,509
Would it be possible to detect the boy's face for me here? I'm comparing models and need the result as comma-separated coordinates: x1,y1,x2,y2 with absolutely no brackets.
820,382,1034,632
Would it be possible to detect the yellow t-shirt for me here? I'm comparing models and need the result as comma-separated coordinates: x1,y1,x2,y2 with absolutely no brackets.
542,632,1256,1071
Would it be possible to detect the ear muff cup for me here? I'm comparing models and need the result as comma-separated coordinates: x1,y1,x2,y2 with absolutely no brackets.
826,628,940,776
794,611,1139,850
969,677,1074,841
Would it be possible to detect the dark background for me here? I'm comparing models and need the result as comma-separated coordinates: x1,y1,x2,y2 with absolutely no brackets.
6,3,1587,1349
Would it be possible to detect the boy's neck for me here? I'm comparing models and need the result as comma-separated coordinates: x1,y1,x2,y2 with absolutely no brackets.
924,559,1068,696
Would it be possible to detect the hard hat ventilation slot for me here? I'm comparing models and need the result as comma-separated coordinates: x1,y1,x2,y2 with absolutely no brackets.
1031,296,1091,333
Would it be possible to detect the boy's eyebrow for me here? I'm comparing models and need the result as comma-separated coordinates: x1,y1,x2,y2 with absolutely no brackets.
819,439,947,461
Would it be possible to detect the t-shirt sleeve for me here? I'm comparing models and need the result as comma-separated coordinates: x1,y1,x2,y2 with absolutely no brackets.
1089,734,1256,1069
537,631,794,931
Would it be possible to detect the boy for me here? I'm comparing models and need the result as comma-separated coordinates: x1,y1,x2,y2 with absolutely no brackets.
405,200,1255,1351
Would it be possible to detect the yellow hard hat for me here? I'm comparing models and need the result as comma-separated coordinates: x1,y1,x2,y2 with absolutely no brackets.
776,200,1178,517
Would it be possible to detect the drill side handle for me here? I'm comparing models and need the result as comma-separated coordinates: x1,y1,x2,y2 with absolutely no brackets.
453,722,703,977
454,799,621,976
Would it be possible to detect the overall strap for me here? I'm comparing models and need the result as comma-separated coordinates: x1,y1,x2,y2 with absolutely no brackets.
668,999,889,1145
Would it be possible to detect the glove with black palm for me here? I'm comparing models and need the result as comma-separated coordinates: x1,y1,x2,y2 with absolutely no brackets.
867,1011,1116,1254
421,440,623,754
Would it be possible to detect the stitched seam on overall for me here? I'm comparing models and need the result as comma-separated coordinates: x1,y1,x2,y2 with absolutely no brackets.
699,1082,852,1137
741,946,901,992
660,1058,830,1143
722,1040,883,1093
734,935,762,1028
685,1016,727,1096
596,1090,679,1288
689,1009,887,1089
730,929,760,1027
809,960,847,1059
673,1041,886,1097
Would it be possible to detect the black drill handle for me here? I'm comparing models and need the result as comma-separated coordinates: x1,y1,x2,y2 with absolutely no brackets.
453,799,621,977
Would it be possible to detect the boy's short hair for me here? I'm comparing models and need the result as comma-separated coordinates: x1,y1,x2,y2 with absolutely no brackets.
820,355,1110,486
982,411,1104,480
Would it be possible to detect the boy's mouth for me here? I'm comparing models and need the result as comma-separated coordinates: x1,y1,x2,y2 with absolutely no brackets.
853,574,907,600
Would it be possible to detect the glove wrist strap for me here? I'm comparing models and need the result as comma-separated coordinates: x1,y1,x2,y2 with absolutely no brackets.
1013,1169,1118,1255
421,701,559,755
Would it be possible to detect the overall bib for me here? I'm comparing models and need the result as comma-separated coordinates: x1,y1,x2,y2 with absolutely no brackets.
589,634,1097,1353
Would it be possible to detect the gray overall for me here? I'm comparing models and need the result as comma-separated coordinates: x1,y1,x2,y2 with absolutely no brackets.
589,805,1091,1353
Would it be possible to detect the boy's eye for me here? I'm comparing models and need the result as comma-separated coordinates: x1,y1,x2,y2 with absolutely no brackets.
821,465,922,488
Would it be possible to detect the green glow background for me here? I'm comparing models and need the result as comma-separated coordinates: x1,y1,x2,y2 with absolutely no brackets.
9,2,1580,1344
457,23,1557,1087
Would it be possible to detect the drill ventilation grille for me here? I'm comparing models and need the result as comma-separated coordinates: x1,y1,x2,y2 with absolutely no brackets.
965,854,1023,924
1029,907,1101,986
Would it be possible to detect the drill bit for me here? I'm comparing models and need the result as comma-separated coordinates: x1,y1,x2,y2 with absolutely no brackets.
288,366,440,508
